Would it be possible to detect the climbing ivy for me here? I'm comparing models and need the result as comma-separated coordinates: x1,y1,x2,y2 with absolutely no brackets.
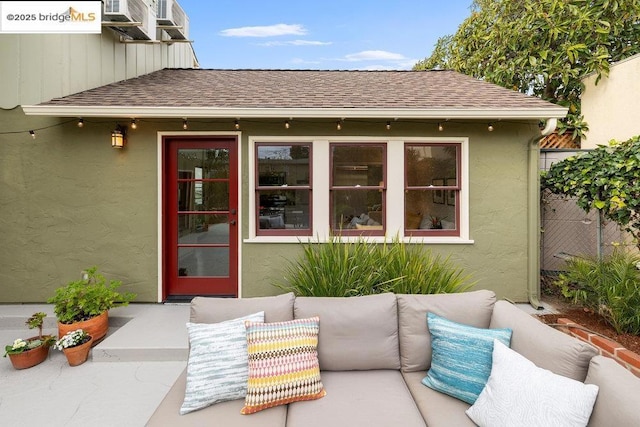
541,135,640,248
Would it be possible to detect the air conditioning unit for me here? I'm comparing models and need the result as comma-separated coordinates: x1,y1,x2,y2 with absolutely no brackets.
103,0,156,41
156,0,188,40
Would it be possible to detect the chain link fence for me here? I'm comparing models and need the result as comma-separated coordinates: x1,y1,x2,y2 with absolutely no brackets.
539,150,631,282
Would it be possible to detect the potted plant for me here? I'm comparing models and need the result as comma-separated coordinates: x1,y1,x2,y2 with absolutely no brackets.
47,266,136,346
54,329,93,366
4,312,55,370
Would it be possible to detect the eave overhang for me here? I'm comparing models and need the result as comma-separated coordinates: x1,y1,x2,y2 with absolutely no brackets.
21,105,569,120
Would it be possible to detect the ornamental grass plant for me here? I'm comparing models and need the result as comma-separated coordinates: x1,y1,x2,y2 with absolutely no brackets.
278,235,474,297
554,249,640,335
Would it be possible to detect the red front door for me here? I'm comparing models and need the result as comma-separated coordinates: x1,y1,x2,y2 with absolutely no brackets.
163,136,238,299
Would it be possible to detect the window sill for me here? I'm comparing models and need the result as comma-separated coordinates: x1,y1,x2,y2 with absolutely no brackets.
244,236,475,244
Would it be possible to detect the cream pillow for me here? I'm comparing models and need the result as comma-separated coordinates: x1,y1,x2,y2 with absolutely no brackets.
466,340,599,427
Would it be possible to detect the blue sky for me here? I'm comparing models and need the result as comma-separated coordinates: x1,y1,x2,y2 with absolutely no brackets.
176,0,473,70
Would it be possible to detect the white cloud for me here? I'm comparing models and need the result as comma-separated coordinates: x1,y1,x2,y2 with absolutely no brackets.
258,40,332,47
219,24,307,38
344,50,406,62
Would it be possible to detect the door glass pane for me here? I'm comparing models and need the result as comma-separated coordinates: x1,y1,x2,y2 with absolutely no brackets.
178,149,229,179
178,214,229,244
178,182,229,211
178,247,229,277
332,189,383,230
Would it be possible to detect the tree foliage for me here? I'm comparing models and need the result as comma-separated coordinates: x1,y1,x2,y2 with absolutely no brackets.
414,0,640,138
541,136,640,247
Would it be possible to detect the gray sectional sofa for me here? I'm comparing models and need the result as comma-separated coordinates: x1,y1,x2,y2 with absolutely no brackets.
147,290,640,426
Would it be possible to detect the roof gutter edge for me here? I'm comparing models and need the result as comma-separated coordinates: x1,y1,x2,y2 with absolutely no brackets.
21,105,569,120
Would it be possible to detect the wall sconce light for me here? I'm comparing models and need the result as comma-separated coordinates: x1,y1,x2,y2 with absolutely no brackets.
111,125,126,149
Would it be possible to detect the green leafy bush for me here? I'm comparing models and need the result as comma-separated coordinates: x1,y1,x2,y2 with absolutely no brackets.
554,250,640,335
277,235,474,297
48,266,136,324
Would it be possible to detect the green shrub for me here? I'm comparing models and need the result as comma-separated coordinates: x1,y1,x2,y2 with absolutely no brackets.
554,250,640,335
277,235,474,297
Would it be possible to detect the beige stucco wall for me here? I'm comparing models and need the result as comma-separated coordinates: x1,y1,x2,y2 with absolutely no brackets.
581,54,640,149
0,111,539,303
0,30,197,108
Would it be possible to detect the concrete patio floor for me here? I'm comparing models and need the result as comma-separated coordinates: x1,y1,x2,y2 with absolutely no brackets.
0,299,558,426
0,303,190,427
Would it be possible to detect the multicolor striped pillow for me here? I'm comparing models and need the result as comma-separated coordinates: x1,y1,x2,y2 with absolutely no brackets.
422,312,512,404
180,311,264,415
241,316,326,415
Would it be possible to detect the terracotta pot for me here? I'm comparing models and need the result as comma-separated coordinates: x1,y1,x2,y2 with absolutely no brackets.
58,311,108,347
62,336,93,367
7,338,50,370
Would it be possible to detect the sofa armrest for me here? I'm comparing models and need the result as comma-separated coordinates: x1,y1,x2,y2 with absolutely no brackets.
490,300,597,381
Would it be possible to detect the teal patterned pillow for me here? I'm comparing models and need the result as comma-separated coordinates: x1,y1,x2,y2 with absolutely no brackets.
180,311,264,415
422,312,512,404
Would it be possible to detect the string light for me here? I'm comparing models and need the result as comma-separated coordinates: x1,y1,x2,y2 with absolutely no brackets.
336,120,342,131
29,130,36,139
285,120,290,129
438,122,444,132
130,119,137,130
182,119,188,130
77,118,84,128
234,119,240,130
386,121,391,131
488,123,494,132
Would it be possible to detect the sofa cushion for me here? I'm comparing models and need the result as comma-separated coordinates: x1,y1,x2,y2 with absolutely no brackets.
190,292,295,323
287,370,426,427
241,317,326,415
422,312,512,404
181,311,264,415
397,290,496,372
490,300,598,381
585,355,640,427
402,371,476,427
467,340,599,427
294,293,400,370
146,369,287,427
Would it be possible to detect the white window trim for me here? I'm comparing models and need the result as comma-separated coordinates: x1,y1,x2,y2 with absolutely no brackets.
246,136,473,244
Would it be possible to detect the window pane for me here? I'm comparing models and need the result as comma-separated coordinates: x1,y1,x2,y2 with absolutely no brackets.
258,189,310,230
257,145,310,186
178,149,229,179
405,190,456,230
406,145,457,187
332,189,383,230
178,247,229,277
332,145,384,186
178,214,229,243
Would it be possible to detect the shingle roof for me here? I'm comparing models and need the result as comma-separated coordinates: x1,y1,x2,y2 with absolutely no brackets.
25,69,567,119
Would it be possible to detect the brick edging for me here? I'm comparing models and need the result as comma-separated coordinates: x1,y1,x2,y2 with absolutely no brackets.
557,318,640,378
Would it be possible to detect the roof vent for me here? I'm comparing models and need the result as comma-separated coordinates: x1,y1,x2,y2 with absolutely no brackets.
103,0,156,41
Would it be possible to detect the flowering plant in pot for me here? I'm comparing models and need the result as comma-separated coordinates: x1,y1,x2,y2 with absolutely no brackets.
4,312,55,369
54,329,93,366
47,266,136,345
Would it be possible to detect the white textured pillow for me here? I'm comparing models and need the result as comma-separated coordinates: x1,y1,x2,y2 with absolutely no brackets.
180,311,264,415
466,340,599,427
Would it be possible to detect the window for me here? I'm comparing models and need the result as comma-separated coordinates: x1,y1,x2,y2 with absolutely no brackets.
405,143,460,236
255,143,311,236
330,144,385,235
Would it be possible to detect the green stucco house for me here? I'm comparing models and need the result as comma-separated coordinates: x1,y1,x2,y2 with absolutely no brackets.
1,65,568,305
